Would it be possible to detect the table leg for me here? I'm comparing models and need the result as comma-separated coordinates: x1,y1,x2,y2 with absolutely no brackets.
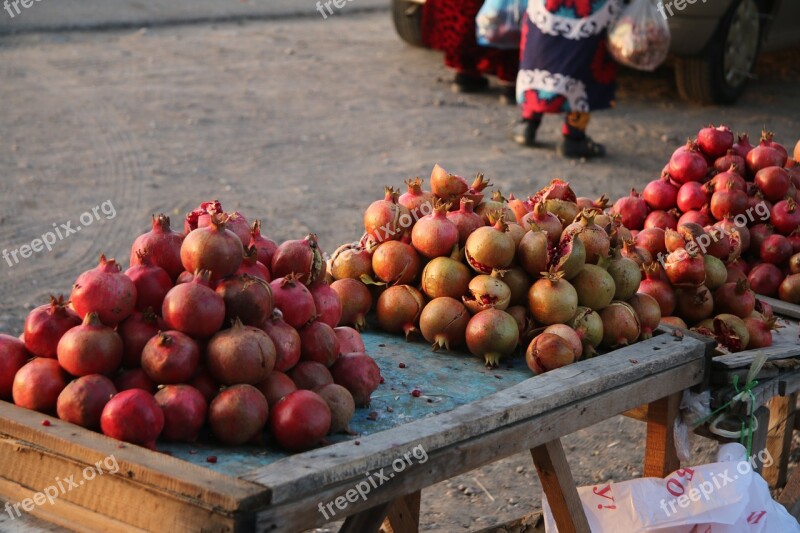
644,393,681,477
380,491,421,533
764,393,797,488
339,500,393,533
750,406,771,475
530,438,590,533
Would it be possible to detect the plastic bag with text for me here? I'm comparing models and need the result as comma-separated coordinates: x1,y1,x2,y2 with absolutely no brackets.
475,0,526,50
543,443,800,532
607,0,670,71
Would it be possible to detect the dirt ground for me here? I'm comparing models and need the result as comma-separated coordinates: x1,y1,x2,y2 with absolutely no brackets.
1,9,799,532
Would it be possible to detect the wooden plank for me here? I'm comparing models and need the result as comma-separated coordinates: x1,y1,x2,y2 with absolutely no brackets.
381,491,420,533
778,465,800,519
244,333,708,505
757,295,800,319
750,407,771,475
622,404,648,422
709,366,780,386
712,345,800,369
644,393,681,477
764,394,797,488
253,358,706,532
530,439,590,533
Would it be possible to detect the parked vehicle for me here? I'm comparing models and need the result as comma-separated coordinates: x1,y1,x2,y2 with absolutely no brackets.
392,0,800,105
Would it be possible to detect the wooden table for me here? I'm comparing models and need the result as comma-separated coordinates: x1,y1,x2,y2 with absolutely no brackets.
0,328,714,533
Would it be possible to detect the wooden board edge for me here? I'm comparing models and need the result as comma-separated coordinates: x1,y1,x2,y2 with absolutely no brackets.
757,295,800,320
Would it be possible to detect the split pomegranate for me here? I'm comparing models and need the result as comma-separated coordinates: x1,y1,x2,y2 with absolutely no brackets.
376,285,425,340
208,384,269,446
371,240,421,285
270,390,331,452
568,307,603,357
713,314,750,352
0,335,29,400
664,248,706,287
118,309,167,368
162,270,226,338
528,271,578,325
270,274,316,329
155,385,208,443
256,371,297,408
447,198,485,246
130,214,184,281
184,200,222,233
526,333,574,375
465,308,518,367
463,275,511,314
125,251,173,312
611,189,649,230
141,330,200,384
100,389,164,450
364,186,411,244
57,374,116,430
271,233,326,285
411,201,459,258
289,361,334,391
419,297,470,351
329,242,373,280
316,383,355,435
330,278,372,330
71,255,137,327
549,231,586,280
23,295,80,358
330,352,381,406
262,312,302,372
57,312,123,376
248,220,279,268
207,319,275,385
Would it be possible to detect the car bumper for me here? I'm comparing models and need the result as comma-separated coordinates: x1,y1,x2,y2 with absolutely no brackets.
665,0,734,56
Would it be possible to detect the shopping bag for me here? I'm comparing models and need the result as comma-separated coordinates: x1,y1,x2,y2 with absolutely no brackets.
476,0,526,50
607,0,671,71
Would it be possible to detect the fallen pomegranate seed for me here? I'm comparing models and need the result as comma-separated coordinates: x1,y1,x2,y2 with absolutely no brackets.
411,389,421,397
494,375,503,379
629,359,639,364
118,444,126,449
367,411,378,421
398,363,407,368
41,420,51,427
206,456,218,464
380,376,385,384
354,440,361,446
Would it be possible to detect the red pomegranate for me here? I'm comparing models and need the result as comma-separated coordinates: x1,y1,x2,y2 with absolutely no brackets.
256,371,297,408
0,335,30,400
363,187,411,245
269,390,331,452
331,352,381,407
642,174,679,211
611,189,649,230
271,234,326,285
270,274,316,329
162,270,226,338
207,320,276,385
697,124,734,158
180,213,243,280
248,220,279,268
411,201,459,259
56,374,116,430
669,140,708,184
447,198,485,246
309,281,342,329
57,312,123,376
155,385,208,443
330,278,372,330
125,251,173,312
299,320,341,367
141,330,200,384
23,295,80,358
71,255,137,327
101,389,164,449
118,309,166,368
216,274,274,327
208,385,269,445
130,214,184,281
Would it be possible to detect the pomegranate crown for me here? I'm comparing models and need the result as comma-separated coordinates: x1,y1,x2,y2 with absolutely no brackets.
405,177,424,193
250,219,263,237
433,198,451,214
487,211,508,230
152,213,172,230
383,186,400,203
97,254,121,273
459,197,475,212
469,173,491,192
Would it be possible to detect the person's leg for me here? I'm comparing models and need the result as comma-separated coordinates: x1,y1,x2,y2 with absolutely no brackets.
513,111,542,147
558,112,606,158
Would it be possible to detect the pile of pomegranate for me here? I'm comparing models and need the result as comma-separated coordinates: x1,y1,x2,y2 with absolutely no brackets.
330,167,661,375
0,201,383,452
610,127,800,352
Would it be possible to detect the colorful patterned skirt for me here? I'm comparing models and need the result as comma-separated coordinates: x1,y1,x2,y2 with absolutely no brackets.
517,0,621,116
421,0,520,84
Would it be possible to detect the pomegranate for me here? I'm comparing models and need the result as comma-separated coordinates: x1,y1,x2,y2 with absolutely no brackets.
521,205,563,249
771,198,800,236
57,312,122,376
162,270,226,338
207,319,275,385
507,193,531,223
635,228,667,258
114,368,157,394
714,279,756,318
674,286,714,324
141,330,200,384
549,231,587,280
463,275,511,314
184,200,222,233
564,210,610,263
678,207,713,228
498,267,532,307
270,274,316,329
660,316,688,329
714,149,746,174
465,309,518,367
364,186,411,245
421,255,471,299
100,389,164,449
154,385,207,443
754,166,790,202
289,361,334,391
130,214,184,281
639,262,677,316
732,133,754,159
270,390,331,451
568,307,604,357
124,253,172,313
376,285,425,339
334,326,366,354
430,163,469,203
669,140,708,184
611,189,649,230
56,374,116,430
235,246,271,282
329,242,374,281
305,281,342,329
744,316,777,349
607,252,642,300
411,201,459,258
256,371,297,408
371,240,421,285
316,383,355,435
644,210,678,231
627,293,662,339
271,234,326,285
298,320,340,367
419,297,469,351
248,220,279,268
748,263,783,297
704,255,728,290
119,309,166,368
180,213,243,280
12,358,67,413
761,234,793,265
599,301,641,347
526,333,574,375
620,239,653,268
507,306,532,342
788,230,800,254
697,124,734,158
778,274,800,303
261,312,302,372
713,314,750,352
463,173,492,206
791,253,800,274
71,255,137,327
716,219,749,253
750,224,775,254
0,335,29,400
643,174,679,211
208,385,269,446
542,324,582,360
664,249,706,287
189,366,219,403
330,278,372,330
23,295,80,358
528,271,578,325
199,211,250,247
447,198,485,246
710,186,748,220
399,177,436,221
571,265,615,311
331,352,381,406
216,274,274,327
464,216,515,274
517,229,549,277
706,165,747,193
747,133,787,174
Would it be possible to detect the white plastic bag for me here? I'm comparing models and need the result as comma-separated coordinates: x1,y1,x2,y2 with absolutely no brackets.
476,0,526,50
607,0,670,71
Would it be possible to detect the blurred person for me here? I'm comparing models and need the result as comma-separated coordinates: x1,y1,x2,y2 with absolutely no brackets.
421,0,520,103
512,0,621,158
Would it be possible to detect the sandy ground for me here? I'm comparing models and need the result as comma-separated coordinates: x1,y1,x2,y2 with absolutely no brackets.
0,8,799,532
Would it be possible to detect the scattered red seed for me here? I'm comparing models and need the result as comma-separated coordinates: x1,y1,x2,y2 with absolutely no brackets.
117,444,126,449
380,376,385,384
206,456,218,464
629,359,639,364
354,440,361,446
411,389,421,397
41,420,51,427
398,363,406,368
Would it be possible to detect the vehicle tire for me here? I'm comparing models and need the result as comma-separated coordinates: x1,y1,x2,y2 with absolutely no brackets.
392,0,425,47
674,0,761,104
